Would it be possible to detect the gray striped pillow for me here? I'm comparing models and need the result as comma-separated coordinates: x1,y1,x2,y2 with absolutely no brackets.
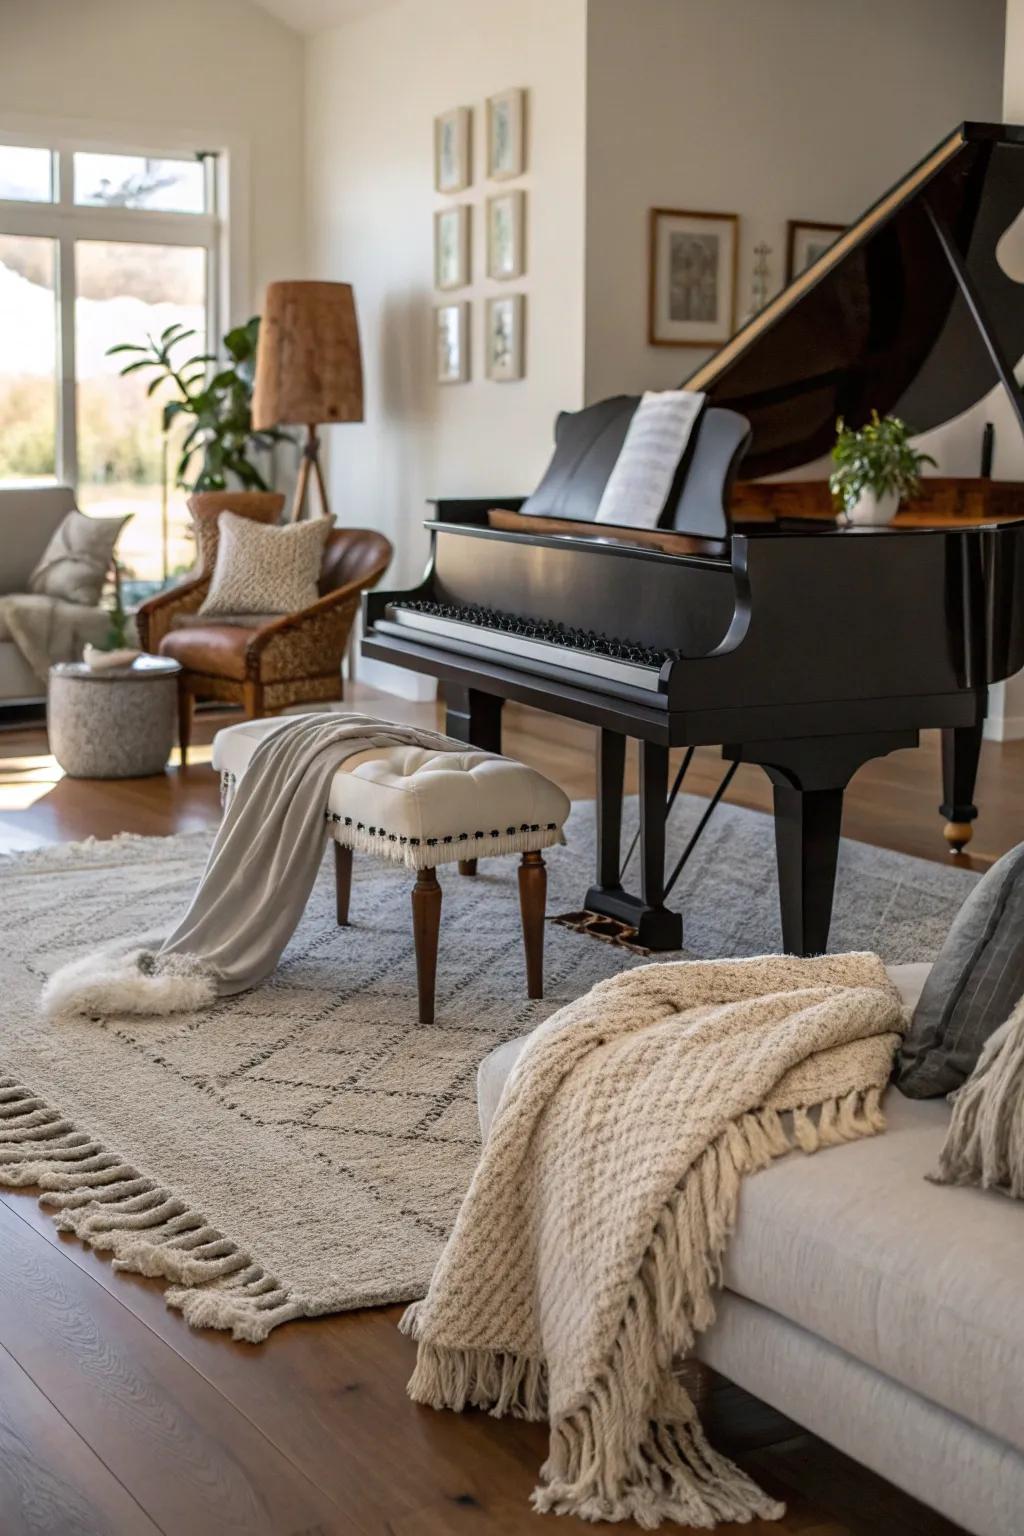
897,842,1024,1098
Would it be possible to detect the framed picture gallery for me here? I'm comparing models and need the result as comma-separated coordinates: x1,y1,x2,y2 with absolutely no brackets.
486,189,525,280
434,106,471,194
485,293,524,381
436,301,469,383
434,204,470,290
487,88,525,180
786,219,845,281
648,207,738,348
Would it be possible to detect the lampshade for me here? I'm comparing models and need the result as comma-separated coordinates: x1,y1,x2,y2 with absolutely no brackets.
252,280,364,429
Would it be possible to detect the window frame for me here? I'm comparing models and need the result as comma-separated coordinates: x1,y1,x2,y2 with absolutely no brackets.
0,119,240,490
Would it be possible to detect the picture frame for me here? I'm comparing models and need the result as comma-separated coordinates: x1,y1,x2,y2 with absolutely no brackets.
485,293,524,381
434,106,471,194
486,189,525,280
487,88,526,180
435,301,469,384
786,219,845,282
647,207,739,348
434,204,470,290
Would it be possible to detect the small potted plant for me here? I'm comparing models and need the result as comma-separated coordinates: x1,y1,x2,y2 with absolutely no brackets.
829,411,936,526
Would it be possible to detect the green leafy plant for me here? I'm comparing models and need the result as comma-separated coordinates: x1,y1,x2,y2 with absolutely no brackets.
107,317,292,492
829,411,936,514
103,559,132,650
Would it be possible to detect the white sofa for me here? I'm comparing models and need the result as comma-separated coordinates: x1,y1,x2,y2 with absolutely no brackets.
477,962,1024,1536
0,484,77,703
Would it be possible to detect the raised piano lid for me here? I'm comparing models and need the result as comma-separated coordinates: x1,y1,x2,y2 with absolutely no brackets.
686,122,1024,480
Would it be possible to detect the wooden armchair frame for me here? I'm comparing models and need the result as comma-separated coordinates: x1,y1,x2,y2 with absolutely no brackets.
137,529,392,764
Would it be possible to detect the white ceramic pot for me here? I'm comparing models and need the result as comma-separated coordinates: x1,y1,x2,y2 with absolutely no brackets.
846,488,900,526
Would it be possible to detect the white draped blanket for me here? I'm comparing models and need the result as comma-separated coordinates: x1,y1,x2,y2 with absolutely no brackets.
402,952,904,1529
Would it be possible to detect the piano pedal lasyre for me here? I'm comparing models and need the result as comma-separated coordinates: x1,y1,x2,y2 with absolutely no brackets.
365,124,1024,953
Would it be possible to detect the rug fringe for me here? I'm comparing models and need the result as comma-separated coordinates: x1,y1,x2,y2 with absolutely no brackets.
0,1073,302,1342
403,1089,888,1527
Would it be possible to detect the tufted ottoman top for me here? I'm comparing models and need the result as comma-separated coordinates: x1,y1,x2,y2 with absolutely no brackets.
212,714,570,869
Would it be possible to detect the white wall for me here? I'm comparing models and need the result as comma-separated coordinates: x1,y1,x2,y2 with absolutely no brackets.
305,0,588,622
0,0,307,316
584,0,1006,404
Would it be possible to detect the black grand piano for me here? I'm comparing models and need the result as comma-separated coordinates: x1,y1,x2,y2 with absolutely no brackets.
363,121,1024,955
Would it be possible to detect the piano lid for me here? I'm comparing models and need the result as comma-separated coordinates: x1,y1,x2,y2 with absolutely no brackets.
685,123,1024,480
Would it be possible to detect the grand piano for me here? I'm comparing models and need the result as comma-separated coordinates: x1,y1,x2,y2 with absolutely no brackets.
363,121,1024,955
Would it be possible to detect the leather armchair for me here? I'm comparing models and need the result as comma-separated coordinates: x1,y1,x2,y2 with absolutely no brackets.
138,527,392,764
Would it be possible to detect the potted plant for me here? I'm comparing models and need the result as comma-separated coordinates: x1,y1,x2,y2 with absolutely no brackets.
829,412,936,526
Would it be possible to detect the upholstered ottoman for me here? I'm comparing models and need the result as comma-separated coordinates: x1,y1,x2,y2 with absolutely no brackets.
211,714,571,1023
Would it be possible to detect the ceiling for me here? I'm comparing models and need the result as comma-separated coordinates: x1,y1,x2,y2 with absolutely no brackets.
249,0,391,32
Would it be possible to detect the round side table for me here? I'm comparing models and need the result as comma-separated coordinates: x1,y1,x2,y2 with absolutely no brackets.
48,657,183,779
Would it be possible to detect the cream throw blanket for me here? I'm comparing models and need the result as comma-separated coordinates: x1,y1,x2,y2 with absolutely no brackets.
42,713,461,1020
402,952,904,1529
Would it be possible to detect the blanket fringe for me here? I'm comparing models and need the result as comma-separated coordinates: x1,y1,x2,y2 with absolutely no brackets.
0,1073,302,1342
931,996,1024,1198
401,1087,887,1527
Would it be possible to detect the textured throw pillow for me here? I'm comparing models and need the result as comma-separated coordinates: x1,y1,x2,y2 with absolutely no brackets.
28,511,128,607
897,841,1024,1098
200,512,330,618
188,492,285,573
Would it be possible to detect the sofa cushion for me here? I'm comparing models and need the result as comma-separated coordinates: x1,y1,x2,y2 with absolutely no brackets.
0,485,76,593
29,510,127,606
212,714,571,870
898,841,1024,1097
200,512,329,618
722,1087,1024,1457
0,639,44,701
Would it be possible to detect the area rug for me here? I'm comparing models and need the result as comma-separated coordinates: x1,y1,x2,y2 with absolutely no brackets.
0,796,978,1340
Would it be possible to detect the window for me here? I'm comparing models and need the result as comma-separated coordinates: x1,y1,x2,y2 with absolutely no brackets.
0,139,221,593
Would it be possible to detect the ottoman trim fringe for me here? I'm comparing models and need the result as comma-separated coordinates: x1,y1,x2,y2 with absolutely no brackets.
0,1072,302,1342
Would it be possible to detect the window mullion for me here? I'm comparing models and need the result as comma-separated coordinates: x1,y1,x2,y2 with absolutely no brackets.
56,231,77,491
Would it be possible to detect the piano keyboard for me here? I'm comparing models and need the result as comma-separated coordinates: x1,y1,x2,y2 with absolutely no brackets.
375,600,670,693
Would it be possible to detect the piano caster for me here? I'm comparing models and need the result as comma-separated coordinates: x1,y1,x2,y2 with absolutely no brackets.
943,820,974,855
584,885,683,952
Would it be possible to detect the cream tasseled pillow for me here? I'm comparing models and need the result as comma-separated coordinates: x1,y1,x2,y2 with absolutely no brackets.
200,512,330,617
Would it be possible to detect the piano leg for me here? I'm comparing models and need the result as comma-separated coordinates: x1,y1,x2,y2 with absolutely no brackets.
731,730,917,958
771,785,844,957
940,712,984,854
442,684,503,753
585,733,683,951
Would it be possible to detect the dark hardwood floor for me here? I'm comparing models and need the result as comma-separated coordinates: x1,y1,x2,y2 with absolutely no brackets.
2,685,1017,1536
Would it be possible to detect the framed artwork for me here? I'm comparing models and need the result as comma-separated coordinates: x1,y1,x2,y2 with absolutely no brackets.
435,302,469,383
485,294,524,381
786,219,845,281
434,106,471,193
487,88,525,180
647,207,739,348
487,189,525,280
434,205,470,290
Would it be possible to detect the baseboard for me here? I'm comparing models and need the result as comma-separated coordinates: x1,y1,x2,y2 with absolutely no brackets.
983,712,1024,743
356,656,438,702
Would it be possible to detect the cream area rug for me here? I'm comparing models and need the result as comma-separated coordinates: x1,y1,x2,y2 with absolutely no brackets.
0,798,977,1341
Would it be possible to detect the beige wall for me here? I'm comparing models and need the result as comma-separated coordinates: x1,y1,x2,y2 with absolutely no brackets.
0,0,307,316
305,0,588,630
584,0,1006,404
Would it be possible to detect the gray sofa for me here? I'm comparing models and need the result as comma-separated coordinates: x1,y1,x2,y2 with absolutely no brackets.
477,962,1024,1536
0,484,77,703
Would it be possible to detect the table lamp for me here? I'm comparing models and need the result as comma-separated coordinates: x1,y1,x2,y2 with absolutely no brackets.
252,280,364,521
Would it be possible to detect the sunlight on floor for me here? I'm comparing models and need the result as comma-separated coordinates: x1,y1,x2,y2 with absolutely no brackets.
0,753,64,810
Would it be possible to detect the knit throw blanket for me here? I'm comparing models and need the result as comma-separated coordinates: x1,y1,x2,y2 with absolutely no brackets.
42,713,461,1020
402,953,904,1529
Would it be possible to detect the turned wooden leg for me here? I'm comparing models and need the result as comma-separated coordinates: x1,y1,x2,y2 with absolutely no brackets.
518,851,546,1000
457,859,478,876
334,842,352,926
242,679,263,719
411,867,442,1025
177,678,194,769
